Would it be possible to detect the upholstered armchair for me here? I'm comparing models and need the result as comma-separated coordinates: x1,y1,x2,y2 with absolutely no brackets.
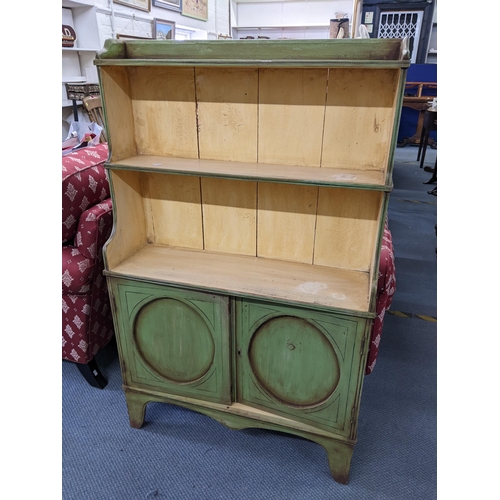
365,221,396,375
62,144,114,388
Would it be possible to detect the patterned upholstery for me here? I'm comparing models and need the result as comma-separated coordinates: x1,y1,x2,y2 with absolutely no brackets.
366,221,396,375
62,144,114,365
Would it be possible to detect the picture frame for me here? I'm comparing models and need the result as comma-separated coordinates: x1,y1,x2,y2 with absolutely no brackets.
153,19,176,40
182,0,207,21
113,0,151,12
152,0,181,13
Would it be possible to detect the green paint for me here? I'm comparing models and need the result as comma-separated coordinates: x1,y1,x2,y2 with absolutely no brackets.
122,386,355,483
135,298,215,383
236,299,368,437
96,38,411,69
109,278,231,404
249,316,340,407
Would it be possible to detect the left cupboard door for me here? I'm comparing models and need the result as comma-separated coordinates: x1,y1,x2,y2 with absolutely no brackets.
108,277,232,405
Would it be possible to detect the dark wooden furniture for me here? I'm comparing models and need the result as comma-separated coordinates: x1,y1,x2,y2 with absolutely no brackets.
418,107,437,168
398,82,437,148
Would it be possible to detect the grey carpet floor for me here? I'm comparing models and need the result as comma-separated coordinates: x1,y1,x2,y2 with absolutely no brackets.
62,145,437,500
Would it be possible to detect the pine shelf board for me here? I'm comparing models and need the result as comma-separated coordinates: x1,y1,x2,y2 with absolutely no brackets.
106,244,372,314
109,155,389,190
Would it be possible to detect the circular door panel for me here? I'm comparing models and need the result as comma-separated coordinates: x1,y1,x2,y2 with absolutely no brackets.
134,298,215,383
249,316,340,408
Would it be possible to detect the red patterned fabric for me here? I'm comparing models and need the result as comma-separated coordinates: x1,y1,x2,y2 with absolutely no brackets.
62,144,110,243
366,221,396,375
62,144,114,364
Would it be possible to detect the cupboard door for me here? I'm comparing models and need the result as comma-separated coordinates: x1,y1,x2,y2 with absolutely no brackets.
235,299,368,436
108,278,231,405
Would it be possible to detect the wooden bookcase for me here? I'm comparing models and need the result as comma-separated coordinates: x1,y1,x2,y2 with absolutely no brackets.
97,38,409,484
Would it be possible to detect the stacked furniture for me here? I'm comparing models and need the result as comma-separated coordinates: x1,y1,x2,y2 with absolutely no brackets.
96,38,408,483
62,143,114,388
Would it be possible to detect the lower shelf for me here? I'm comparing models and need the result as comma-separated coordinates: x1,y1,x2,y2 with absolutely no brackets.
106,244,371,314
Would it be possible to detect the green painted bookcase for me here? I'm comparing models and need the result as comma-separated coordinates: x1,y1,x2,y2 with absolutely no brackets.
97,38,409,484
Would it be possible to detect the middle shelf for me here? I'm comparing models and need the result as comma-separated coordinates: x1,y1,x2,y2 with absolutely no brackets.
109,155,390,190
105,166,385,303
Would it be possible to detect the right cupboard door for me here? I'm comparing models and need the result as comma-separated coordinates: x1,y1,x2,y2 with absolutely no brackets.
235,298,369,437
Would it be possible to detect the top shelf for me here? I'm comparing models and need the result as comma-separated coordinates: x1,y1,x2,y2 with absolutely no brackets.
95,38,411,69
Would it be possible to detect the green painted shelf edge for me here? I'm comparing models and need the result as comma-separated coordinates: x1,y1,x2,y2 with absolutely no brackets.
104,161,393,192
95,38,411,68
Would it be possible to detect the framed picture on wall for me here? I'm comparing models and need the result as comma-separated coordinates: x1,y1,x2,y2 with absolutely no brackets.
113,0,151,12
153,19,176,39
182,0,207,21
153,0,181,12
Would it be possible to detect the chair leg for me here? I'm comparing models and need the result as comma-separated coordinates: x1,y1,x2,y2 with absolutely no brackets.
419,124,430,168
417,123,426,162
76,359,108,389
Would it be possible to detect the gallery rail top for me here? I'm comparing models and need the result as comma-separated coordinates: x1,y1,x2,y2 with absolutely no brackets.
95,38,411,69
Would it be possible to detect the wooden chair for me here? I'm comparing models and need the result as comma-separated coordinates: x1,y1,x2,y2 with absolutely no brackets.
82,95,107,143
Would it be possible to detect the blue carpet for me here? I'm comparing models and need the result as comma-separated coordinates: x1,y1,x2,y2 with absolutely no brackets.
63,146,437,499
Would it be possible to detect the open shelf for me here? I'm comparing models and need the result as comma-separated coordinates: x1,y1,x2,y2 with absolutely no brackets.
105,245,371,314
62,76,87,83
61,2,100,112
109,155,389,190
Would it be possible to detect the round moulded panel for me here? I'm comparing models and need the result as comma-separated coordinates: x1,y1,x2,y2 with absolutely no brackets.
249,316,340,408
134,298,215,383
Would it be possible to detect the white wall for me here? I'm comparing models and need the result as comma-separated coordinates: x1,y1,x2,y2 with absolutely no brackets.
63,0,357,138
234,0,353,27
63,0,231,139
231,0,355,39
94,0,231,43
